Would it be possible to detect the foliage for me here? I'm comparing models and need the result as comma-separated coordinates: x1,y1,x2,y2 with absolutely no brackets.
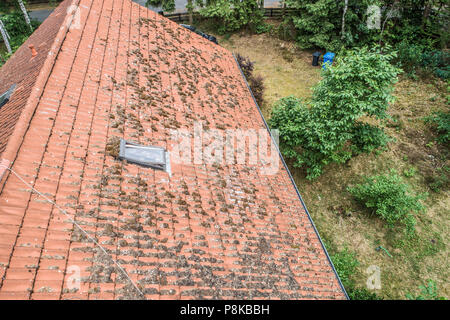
283,0,374,51
197,0,264,34
425,166,449,193
331,247,383,300
331,247,359,288
236,53,254,79
0,9,40,67
248,74,265,106
145,0,176,12
0,0,27,13
254,22,272,34
425,111,450,144
348,288,383,300
236,54,265,106
348,170,427,235
406,279,447,300
403,167,417,178
380,1,449,50
351,122,389,154
283,1,449,52
396,41,450,79
269,47,399,179
1,11,38,40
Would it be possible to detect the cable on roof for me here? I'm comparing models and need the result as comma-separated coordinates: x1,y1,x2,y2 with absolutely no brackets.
0,163,146,300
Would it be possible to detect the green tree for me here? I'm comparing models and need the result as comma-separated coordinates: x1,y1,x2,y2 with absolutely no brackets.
283,0,372,50
145,0,176,13
283,0,449,50
269,47,400,179
197,0,264,34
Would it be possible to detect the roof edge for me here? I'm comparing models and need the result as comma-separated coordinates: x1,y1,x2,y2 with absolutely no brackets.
232,53,350,300
0,0,80,188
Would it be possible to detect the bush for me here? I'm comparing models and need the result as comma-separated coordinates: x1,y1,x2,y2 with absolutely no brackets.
0,10,40,67
426,166,449,193
396,41,450,79
331,247,359,288
425,111,450,144
348,171,427,235
406,279,447,300
269,47,399,179
198,0,264,34
351,123,389,154
236,54,265,106
330,247,382,300
236,54,254,79
348,288,383,300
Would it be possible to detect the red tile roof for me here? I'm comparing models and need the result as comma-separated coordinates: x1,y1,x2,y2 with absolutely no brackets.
0,0,347,300
0,0,74,157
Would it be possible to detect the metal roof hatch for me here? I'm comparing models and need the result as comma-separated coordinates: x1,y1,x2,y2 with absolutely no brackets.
119,139,170,174
0,84,16,108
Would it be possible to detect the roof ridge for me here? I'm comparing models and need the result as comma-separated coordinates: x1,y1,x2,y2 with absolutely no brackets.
0,0,79,185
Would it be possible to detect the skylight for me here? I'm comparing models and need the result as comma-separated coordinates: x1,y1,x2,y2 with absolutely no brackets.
0,84,16,108
119,139,170,173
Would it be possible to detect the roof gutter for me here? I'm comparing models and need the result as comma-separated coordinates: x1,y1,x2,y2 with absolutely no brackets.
232,53,350,300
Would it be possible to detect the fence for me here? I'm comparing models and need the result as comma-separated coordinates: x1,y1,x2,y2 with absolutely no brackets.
163,7,296,23
27,0,62,4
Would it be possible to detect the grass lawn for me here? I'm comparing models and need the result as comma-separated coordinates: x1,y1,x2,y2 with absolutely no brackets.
217,28,449,299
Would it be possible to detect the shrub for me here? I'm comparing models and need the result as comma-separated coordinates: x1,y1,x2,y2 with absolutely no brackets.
248,74,265,106
0,10,40,67
236,54,254,79
198,0,264,34
1,10,40,40
269,47,399,179
253,22,272,34
396,41,450,79
425,111,450,144
330,247,382,300
426,166,449,193
351,123,389,154
236,54,265,106
145,0,175,12
348,171,427,235
331,247,359,288
406,279,447,300
348,288,383,300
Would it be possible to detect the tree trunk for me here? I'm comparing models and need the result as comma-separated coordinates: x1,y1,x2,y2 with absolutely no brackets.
17,0,33,32
379,0,399,46
187,0,193,24
341,0,348,39
422,0,432,27
0,22,12,54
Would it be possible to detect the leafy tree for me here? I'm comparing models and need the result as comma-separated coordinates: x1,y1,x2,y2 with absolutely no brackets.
145,0,176,12
0,2,40,66
197,0,264,34
269,47,399,179
283,0,373,51
283,0,449,51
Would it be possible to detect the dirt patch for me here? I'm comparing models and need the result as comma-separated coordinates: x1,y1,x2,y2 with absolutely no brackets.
218,31,322,119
